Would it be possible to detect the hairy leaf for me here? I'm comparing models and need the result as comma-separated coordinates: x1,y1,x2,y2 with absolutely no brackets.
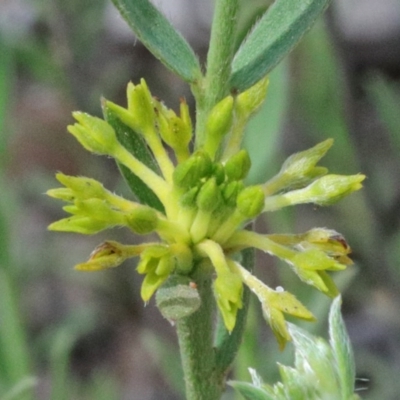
329,296,356,399
230,0,331,92
111,0,202,83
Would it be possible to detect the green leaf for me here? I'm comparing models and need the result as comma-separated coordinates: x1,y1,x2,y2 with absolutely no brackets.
329,296,356,399
111,0,202,83
229,381,274,400
230,0,331,92
103,103,164,212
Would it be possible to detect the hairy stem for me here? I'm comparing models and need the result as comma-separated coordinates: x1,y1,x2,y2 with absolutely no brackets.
176,266,222,400
194,0,239,149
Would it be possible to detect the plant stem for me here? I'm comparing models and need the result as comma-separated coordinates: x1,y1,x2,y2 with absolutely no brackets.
176,266,222,400
194,0,239,149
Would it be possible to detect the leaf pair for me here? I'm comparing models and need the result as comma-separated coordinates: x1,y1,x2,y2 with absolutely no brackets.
111,0,331,92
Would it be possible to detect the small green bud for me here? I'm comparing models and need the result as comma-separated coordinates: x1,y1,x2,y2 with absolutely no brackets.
48,216,110,235
75,240,127,271
204,95,234,158
292,249,345,272
224,149,251,181
75,199,124,224
214,270,243,332
264,174,366,211
236,185,265,218
173,151,212,189
141,270,169,302
196,178,222,212
294,268,339,297
263,139,333,196
156,275,201,321
126,206,158,235
156,98,192,150
179,186,199,209
301,228,352,265
46,188,74,202
68,112,119,155
137,256,157,275
105,100,140,133
137,245,170,275
212,162,225,185
235,76,269,118
306,174,366,206
142,244,170,259
221,181,244,207
126,79,155,134
155,255,175,276
280,139,332,178
171,243,193,274
263,305,290,349
55,173,106,200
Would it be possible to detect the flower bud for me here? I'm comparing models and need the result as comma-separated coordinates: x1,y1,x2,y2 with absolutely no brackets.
141,270,169,302
46,188,74,202
196,178,222,212
75,199,124,224
179,186,199,209
156,98,192,151
214,270,243,332
55,173,106,200
294,268,339,297
68,112,119,155
142,245,170,259
173,151,212,189
48,216,110,235
305,174,365,206
224,149,251,181
75,241,127,271
236,185,265,218
235,76,269,119
126,206,158,235
204,95,234,158
155,255,175,276
264,174,366,211
127,79,155,134
212,162,225,185
279,139,332,185
221,181,244,207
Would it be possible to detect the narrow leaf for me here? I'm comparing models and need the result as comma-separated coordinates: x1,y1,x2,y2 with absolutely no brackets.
111,0,202,83
329,296,356,399
230,0,331,92
103,103,164,212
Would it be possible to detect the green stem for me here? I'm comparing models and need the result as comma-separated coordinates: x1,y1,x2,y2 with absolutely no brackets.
194,0,239,149
176,266,222,400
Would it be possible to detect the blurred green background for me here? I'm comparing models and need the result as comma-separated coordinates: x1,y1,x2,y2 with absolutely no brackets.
1,0,400,399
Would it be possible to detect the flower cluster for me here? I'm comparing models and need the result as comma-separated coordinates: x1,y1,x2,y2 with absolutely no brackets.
48,78,364,348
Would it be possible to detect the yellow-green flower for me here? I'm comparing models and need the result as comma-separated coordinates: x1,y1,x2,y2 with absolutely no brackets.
47,78,364,347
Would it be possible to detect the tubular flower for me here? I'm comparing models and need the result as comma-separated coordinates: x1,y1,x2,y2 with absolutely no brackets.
47,78,365,348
